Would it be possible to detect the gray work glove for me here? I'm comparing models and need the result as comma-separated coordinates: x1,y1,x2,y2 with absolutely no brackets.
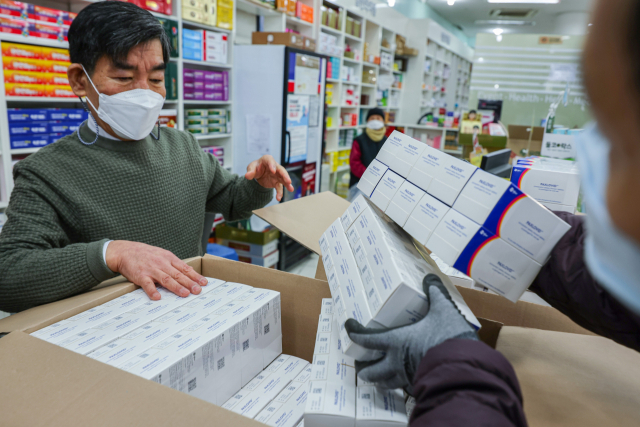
345,274,478,395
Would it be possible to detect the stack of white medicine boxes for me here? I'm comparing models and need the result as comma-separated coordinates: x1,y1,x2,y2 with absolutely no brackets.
357,131,571,302
31,279,282,406
223,354,312,427
319,194,481,360
511,156,581,214
304,299,409,427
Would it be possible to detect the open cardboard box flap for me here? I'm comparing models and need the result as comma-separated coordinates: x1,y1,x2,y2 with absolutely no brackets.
2,193,640,426
0,255,331,426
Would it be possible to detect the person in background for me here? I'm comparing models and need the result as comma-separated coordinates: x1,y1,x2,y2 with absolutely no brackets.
345,0,640,425
347,108,387,201
0,1,294,313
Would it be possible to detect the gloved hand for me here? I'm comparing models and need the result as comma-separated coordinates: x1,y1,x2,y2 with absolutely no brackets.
345,273,478,395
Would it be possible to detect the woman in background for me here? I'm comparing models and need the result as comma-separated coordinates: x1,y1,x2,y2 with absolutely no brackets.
347,108,387,201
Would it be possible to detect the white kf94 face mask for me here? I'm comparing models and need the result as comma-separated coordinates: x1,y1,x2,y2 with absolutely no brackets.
366,119,385,130
82,65,165,141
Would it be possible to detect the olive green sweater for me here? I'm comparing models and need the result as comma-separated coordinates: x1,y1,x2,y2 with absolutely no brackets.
0,123,273,312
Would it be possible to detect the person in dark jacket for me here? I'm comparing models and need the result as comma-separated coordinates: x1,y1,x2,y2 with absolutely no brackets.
345,0,640,425
348,108,387,201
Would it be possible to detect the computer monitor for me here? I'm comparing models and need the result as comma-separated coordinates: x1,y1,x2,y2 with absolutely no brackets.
480,148,512,178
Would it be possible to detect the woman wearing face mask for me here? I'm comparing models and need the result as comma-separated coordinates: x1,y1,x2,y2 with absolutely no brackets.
348,108,387,201
341,1,640,425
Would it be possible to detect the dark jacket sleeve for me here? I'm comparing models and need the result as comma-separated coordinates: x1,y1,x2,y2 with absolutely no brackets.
529,212,640,352
410,339,527,427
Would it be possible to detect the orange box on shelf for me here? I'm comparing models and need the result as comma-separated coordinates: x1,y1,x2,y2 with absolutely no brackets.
4,83,46,97
286,0,296,17
45,84,75,97
296,2,313,23
3,70,47,84
42,73,69,85
41,60,70,74
41,47,70,62
1,42,42,59
276,0,286,13
2,57,45,72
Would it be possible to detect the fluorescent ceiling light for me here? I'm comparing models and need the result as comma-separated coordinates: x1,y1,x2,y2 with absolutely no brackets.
488,0,559,3
475,20,535,26
493,28,504,35
447,0,455,5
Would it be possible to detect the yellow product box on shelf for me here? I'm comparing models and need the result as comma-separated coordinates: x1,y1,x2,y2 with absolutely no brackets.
217,0,233,30
1,42,42,59
276,0,287,13
3,70,46,85
4,83,46,97
183,0,208,9
182,6,207,24
41,47,70,62
45,85,75,98
204,0,217,27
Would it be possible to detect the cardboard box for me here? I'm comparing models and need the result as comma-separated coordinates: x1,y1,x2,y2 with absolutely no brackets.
252,32,304,49
2,193,640,427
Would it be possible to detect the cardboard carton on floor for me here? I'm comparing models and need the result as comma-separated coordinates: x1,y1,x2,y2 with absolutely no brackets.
1,192,640,427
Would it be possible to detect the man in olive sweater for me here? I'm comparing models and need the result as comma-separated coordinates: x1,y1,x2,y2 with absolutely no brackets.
0,2,293,313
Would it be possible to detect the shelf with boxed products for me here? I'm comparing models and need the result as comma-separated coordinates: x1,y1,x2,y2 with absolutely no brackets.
10,146,41,155
285,15,313,28
320,24,342,36
236,0,280,16
182,20,233,34
5,97,80,103
195,133,233,140
0,33,68,49
182,58,232,69
344,33,362,43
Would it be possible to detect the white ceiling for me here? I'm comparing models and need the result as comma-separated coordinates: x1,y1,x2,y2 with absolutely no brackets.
424,0,596,39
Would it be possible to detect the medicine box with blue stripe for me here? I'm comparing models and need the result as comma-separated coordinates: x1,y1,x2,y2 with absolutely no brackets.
426,210,542,302
454,169,571,264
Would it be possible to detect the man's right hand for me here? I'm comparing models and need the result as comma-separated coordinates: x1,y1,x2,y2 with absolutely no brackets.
105,240,208,300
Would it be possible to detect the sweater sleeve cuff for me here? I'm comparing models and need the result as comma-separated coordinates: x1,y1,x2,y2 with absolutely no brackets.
249,178,275,194
87,239,118,283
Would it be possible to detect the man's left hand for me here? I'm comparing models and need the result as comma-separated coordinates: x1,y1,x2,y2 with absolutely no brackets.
245,155,295,201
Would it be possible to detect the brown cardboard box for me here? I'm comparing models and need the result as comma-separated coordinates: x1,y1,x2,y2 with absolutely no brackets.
302,36,316,52
507,124,544,158
1,192,640,426
252,32,304,49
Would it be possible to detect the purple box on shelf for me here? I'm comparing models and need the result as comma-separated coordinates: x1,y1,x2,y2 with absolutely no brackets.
184,92,195,100
184,82,195,91
204,82,223,91
204,92,224,101
194,81,204,90
183,69,195,82
49,133,64,143
194,91,205,100
194,70,205,81
205,71,224,82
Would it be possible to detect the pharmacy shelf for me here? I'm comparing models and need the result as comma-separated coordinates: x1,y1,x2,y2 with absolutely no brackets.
381,46,392,53
330,165,350,174
236,0,280,16
361,83,376,88
361,104,377,108
340,125,359,129
6,97,80,103
443,148,463,154
342,57,360,65
181,59,232,69
340,104,358,108
320,25,342,36
0,33,68,49
286,15,313,28
195,133,233,140
183,100,232,105
326,78,340,83
325,145,351,153
10,147,41,155
344,33,363,43
181,20,233,34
